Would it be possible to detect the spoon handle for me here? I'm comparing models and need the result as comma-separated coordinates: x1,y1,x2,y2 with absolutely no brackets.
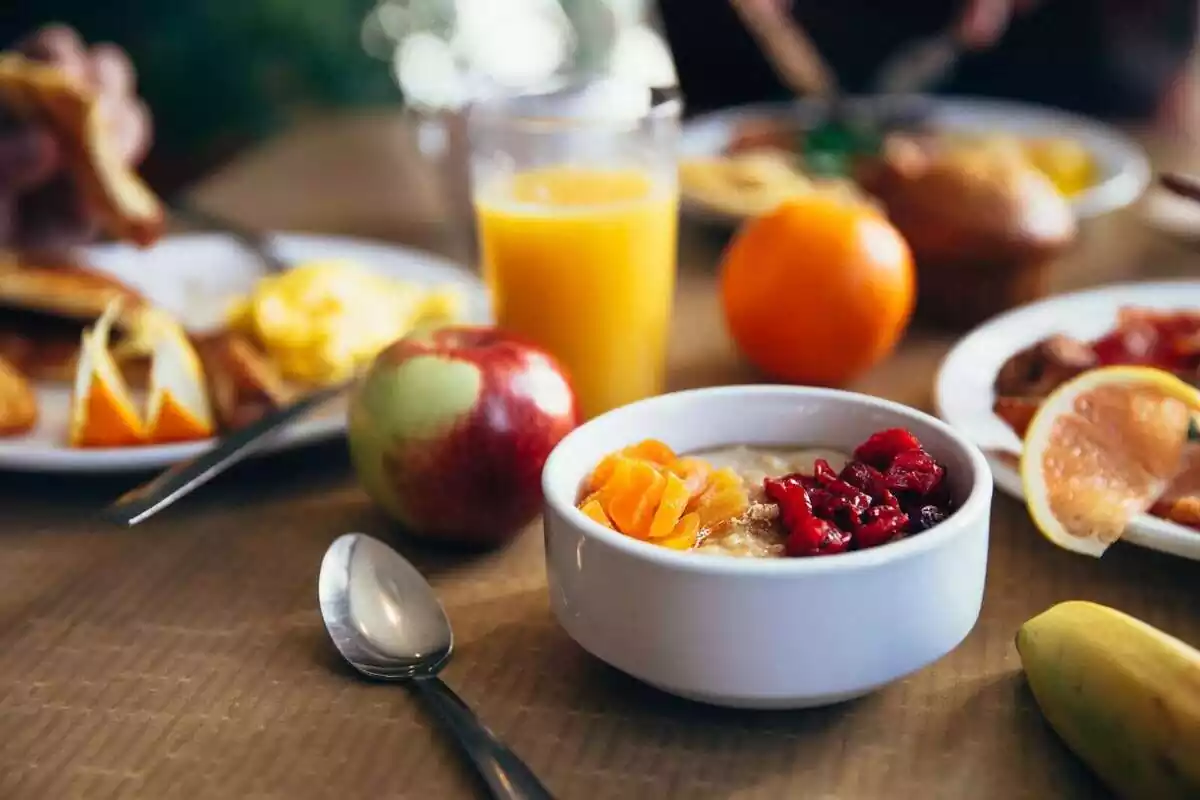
413,677,555,800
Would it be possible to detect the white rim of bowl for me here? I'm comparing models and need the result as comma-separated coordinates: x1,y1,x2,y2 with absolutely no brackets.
542,385,994,577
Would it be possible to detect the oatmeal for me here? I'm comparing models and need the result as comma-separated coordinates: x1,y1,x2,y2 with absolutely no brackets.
575,430,956,558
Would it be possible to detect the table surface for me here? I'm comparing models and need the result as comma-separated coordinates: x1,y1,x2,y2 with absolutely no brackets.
1,113,1198,800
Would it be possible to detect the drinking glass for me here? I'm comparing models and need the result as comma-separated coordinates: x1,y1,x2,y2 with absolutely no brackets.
469,79,681,420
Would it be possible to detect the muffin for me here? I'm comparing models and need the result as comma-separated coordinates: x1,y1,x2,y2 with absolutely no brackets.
856,134,1078,329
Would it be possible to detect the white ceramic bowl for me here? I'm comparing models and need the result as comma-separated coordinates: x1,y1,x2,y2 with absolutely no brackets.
542,386,993,709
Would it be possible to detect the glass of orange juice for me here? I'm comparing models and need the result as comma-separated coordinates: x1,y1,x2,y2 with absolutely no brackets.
470,79,681,420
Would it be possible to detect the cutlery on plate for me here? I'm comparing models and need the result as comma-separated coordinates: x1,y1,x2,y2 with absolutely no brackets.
1161,173,1200,204
318,533,555,800
169,198,290,273
102,380,350,526
872,31,961,96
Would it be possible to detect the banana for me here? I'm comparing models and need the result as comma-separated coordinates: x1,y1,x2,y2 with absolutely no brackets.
1016,601,1200,800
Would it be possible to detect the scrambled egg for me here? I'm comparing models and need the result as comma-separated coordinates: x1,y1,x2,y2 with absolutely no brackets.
945,134,1097,197
226,260,462,386
679,150,866,218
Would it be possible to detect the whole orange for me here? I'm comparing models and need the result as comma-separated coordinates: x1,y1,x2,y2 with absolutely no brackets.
720,194,915,386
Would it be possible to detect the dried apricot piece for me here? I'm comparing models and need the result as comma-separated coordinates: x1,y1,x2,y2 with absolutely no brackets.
695,488,750,530
669,457,711,497
691,468,750,530
579,499,614,529
606,461,667,538
706,467,744,493
686,467,745,515
585,452,624,494
647,472,691,539
658,512,700,550
595,456,638,507
622,439,677,465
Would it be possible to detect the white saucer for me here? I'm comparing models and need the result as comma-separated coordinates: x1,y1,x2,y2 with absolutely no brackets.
0,232,491,473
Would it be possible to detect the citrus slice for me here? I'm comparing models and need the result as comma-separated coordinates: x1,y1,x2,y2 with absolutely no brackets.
69,300,146,447
142,310,214,443
1020,366,1200,557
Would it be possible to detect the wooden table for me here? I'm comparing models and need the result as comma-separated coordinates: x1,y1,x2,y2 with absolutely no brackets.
0,113,1197,800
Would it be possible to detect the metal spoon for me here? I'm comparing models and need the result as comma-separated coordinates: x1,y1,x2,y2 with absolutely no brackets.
318,533,554,800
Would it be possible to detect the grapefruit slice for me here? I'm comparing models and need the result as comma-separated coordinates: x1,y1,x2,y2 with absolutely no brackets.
1020,366,1200,557
69,300,146,447
142,310,214,443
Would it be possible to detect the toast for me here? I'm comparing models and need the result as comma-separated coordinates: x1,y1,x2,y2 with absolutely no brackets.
0,249,149,382
0,353,37,436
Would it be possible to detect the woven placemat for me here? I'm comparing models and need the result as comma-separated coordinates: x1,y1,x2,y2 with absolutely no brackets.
0,445,1196,799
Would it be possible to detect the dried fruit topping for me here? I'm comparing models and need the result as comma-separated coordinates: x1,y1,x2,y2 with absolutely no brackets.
786,516,850,557
853,506,910,549
883,449,945,496
577,440,749,550
910,504,948,532
810,479,873,528
763,474,813,528
812,458,840,485
839,461,886,496
767,427,953,558
852,428,922,470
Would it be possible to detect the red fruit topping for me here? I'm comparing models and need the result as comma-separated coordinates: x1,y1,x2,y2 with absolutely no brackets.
763,428,954,557
853,506,910,549
812,458,840,485
809,480,872,528
910,504,948,532
763,474,814,528
883,449,945,496
853,428,922,470
786,517,851,557
817,526,852,555
838,461,896,505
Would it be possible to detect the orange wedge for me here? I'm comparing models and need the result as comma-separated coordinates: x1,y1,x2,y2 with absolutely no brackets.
1020,366,1200,557
141,310,214,443
69,300,146,447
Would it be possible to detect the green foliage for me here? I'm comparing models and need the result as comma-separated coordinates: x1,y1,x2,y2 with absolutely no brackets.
30,0,401,154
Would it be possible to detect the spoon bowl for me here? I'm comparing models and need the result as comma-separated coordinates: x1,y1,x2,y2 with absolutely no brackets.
319,533,453,679
317,533,554,800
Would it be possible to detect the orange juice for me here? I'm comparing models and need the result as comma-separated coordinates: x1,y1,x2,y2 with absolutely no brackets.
475,166,678,419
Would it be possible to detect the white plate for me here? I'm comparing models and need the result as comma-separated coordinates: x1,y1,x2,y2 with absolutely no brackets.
934,281,1200,561
680,95,1151,225
0,233,491,473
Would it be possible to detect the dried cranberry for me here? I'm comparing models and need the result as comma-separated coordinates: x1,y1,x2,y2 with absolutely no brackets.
853,507,910,549
838,461,897,506
910,505,948,532
812,458,839,485
765,433,953,558
811,479,872,528
883,449,945,496
786,517,849,557
763,474,814,527
921,478,954,511
817,527,852,555
853,428,922,470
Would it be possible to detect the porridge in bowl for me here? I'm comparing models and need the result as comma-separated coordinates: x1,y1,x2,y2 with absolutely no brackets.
576,428,957,558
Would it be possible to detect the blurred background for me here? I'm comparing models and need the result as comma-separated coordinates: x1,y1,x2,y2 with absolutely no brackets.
6,0,1195,197
3,0,679,194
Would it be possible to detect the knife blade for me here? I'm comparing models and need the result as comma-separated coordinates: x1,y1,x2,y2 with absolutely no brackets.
102,380,351,527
